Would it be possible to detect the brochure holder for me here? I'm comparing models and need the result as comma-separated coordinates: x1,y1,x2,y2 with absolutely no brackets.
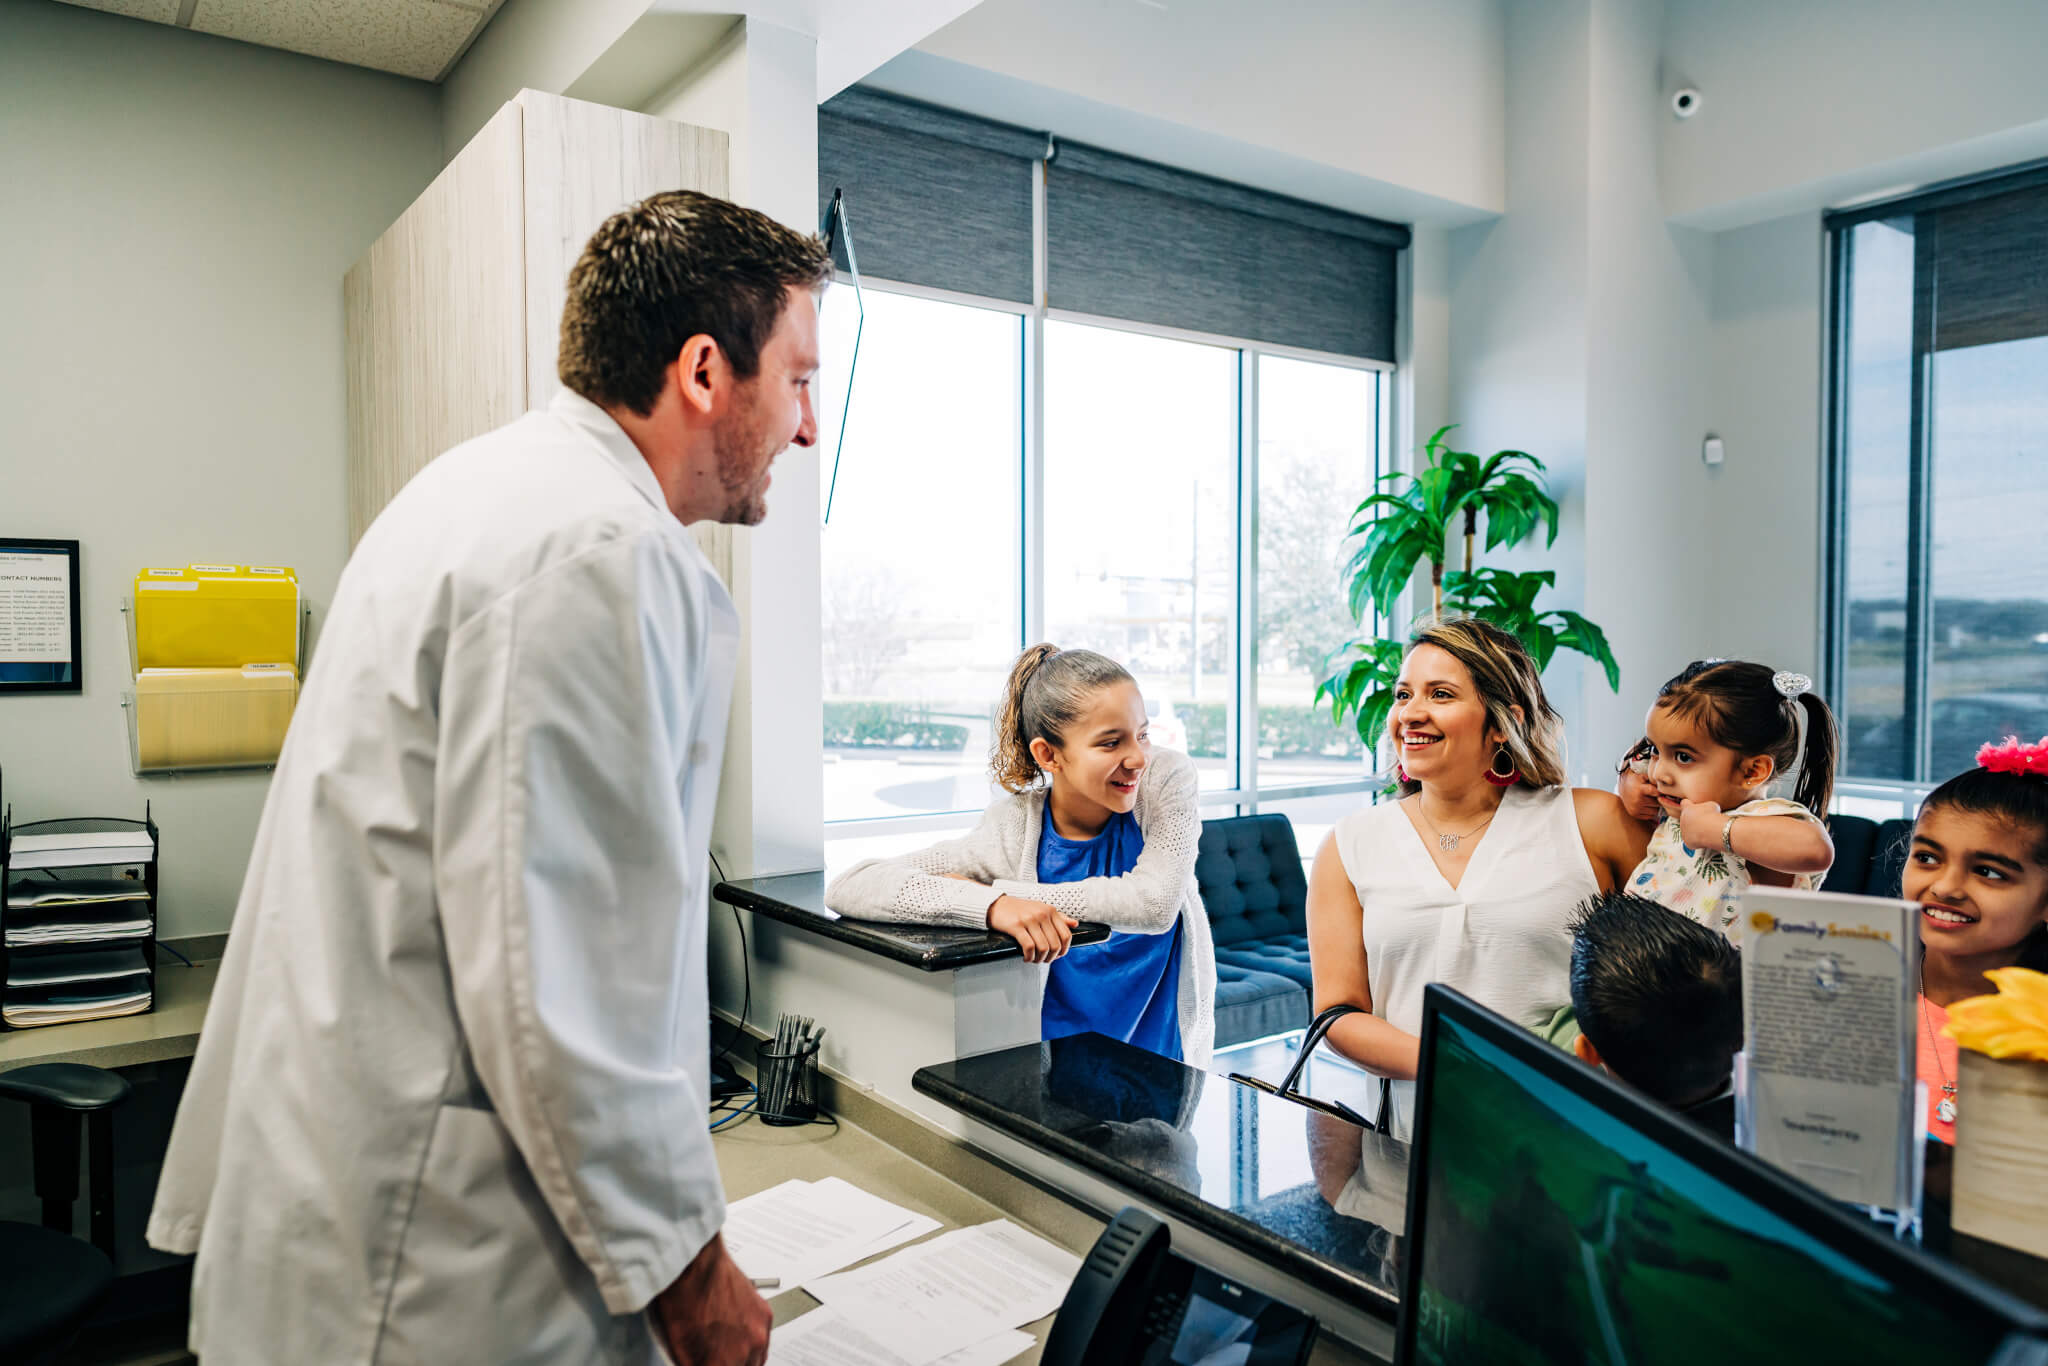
1738,886,1923,1230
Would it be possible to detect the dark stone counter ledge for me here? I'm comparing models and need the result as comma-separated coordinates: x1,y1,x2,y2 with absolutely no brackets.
713,872,1110,972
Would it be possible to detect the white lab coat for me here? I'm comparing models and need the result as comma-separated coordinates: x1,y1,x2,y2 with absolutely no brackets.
147,389,738,1365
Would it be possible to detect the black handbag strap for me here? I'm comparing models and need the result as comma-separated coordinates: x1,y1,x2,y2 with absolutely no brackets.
1278,1003,1395,1135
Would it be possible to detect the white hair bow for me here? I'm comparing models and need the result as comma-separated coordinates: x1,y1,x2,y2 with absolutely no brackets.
1773,670,1811,699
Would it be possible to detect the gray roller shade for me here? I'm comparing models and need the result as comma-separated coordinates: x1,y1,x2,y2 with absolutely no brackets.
1928,181,2048,352
818,90,1041,305
1046,142,1410,361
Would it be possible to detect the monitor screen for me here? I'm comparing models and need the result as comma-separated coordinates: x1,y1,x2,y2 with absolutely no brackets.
1397,985,2046,1366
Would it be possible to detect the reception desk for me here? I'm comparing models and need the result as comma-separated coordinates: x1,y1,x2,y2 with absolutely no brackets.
711,874,1108,1132
912,1033,2048,1362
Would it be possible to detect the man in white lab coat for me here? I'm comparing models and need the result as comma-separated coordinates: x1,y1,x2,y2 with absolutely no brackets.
146,191,828,1366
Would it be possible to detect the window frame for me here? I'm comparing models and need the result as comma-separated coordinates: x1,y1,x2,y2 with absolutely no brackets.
822,272,1393,838
1823,157,2048,795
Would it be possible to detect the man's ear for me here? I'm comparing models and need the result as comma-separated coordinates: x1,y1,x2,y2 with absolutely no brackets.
673,333,723,418
1573,1033,1605,1069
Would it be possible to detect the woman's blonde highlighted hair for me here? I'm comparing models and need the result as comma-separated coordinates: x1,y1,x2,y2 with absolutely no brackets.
990,644,1135,794
1395,618,1567,794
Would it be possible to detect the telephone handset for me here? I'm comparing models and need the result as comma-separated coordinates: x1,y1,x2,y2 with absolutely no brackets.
1042,1207,1318,1366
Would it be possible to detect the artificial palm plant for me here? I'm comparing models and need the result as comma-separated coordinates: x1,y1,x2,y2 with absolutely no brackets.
1316,426,1620,749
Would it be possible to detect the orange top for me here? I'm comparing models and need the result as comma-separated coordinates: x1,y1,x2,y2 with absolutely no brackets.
1916,994,1959,1144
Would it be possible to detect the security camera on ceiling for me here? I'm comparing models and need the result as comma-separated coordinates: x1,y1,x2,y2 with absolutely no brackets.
1672,88,1702,119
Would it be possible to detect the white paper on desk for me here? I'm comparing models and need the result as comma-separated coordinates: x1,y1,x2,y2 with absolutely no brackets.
768,1307,1031,1366
805,1220,1079,1366
725,1177,941,1291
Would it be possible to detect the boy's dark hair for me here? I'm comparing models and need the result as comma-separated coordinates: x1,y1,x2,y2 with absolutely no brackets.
558,190,831,417
1920,761,2048,972
1570,892,1743,1108
1655,659,1838,820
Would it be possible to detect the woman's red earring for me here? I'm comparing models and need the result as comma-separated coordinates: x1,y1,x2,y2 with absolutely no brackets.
1484,743,1519,788
1397,764,1410,785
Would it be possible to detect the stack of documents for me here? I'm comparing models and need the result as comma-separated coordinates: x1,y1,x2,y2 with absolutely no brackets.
3,946,152,1027
6,880,152,948
6,831,155,871
786,1220,1082,1366
725,1177,941,1290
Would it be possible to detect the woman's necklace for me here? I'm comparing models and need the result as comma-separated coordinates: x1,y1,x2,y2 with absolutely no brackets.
1919,972,1958,1125
1416,794,1497,854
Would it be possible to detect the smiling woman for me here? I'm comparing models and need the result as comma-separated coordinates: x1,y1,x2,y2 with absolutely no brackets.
824,644,1220,1065
1303,619,1652,1138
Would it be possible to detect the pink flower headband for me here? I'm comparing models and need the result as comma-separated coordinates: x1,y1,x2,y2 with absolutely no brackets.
1976,735,2048,777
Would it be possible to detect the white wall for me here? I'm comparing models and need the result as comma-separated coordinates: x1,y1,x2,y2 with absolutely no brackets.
1445,0,1595,757
0,2,443,939
1582,0,1716,764
874,0,1506,227
1661,0,2048,228
440,0,653,152
1700,212,1826,668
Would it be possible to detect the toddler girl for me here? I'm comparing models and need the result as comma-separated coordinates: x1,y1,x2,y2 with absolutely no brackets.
1621,659,1837,939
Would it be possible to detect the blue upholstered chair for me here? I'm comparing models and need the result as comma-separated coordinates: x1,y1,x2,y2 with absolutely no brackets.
1195,814,1315,1049
1820,814,1913,900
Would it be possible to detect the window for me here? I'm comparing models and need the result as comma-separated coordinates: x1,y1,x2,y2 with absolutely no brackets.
819,286,1023,824
1256,355,1381,794
820,288,1386,831
1828,170,2048,787
1043,320,1240,791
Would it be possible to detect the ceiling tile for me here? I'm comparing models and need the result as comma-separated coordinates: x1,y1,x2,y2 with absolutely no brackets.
51,0,184,23
187,0,481,81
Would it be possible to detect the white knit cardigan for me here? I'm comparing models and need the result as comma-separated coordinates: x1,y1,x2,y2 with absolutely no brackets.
824,745,1216,1067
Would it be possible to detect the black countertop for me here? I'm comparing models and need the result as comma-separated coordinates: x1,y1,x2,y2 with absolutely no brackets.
916,1032,1408,1318
713,873,1109,972
914,1033,2048,1331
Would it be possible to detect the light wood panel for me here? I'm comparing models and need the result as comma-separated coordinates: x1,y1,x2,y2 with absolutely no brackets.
344,100,526,546
518,89,731,409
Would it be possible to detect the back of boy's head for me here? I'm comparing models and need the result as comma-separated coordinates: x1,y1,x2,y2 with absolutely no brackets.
1655,659,1838,818
1920,737,2048,970
1570,892,1743,1108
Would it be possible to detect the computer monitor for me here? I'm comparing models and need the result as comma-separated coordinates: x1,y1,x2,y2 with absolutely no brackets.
1396,984,2048,1366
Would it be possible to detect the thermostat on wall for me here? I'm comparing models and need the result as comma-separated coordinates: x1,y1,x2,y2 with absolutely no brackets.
1703,435,1725,467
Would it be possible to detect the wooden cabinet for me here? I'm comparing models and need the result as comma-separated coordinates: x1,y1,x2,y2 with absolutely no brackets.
344,90,729,546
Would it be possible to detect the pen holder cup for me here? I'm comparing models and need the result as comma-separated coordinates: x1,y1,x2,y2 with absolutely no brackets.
755,1037,821,1127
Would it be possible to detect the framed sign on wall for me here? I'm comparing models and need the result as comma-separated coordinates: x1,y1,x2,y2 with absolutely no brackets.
0,538,82,694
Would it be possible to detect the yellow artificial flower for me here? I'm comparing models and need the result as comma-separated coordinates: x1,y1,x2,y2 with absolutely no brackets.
1946,967,2048,1063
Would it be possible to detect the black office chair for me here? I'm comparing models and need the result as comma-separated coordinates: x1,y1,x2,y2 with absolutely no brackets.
0,1063,131,1363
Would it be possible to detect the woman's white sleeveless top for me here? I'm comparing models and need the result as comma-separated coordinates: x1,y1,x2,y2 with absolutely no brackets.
1333,784,1598,1137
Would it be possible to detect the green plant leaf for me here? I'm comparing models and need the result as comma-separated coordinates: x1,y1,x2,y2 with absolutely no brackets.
1547,610,1622,691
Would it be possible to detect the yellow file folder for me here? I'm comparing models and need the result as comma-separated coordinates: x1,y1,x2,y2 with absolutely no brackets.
134,664,298,769
134,565,299,670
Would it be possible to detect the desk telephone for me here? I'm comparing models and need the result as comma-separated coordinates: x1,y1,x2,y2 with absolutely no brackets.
1042,1208,1318,1366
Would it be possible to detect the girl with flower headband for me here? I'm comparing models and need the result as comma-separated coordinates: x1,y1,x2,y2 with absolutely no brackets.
1616,659,1839,940
1907,735,2048,1142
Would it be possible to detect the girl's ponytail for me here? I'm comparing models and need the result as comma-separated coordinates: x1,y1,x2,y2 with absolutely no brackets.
1791,691,1838,821
987,644,1136,794
991,644,1062,794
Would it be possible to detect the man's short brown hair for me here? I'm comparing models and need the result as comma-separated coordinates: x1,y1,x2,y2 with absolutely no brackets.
558,190,831,417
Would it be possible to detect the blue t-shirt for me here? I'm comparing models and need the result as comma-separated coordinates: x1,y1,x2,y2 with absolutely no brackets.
1036,801,1185,1061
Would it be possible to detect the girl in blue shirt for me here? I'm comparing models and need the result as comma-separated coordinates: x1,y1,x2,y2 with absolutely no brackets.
827,645,1218,1065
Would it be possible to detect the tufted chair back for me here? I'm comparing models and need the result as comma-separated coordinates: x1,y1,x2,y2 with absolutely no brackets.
1195,815,1308,948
